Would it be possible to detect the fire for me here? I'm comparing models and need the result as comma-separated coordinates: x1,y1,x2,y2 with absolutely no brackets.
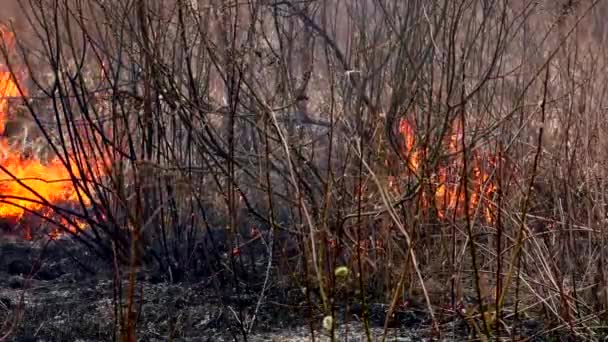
399,119,421,171
0,141,93,218
0,26,97,238
0,71,18,135
398,118,496,223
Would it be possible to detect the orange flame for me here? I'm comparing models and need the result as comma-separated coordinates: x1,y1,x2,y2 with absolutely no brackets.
0,141,93,219
398,117,496,223
0,72,18,135
398,118,420,171
0,26,101,237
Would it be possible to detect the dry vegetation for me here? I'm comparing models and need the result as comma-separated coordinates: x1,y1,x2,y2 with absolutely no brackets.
2,0,608,340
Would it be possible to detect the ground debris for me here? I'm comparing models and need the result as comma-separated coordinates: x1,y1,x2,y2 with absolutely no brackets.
0,239,465,341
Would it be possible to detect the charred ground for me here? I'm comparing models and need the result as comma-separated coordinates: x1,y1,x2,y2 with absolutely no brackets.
0,235,447,341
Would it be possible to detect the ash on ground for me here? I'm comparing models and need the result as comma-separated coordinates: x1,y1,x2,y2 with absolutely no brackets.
0,235,539,341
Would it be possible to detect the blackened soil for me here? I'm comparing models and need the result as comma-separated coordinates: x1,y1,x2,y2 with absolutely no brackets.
0,237,544,341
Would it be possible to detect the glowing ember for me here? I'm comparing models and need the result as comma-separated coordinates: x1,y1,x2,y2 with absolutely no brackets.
398,117,496,223
0,26,95,237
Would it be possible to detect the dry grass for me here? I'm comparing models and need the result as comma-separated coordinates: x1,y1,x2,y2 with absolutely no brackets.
1,0,608,341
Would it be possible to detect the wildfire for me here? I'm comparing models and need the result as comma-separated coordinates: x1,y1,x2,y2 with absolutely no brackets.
397,118,496,223
0,26,96,238
398,118,421,171
0,72,17,135
0,141,93,218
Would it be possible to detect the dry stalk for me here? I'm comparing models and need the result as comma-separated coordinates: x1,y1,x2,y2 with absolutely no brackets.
350,136,438,333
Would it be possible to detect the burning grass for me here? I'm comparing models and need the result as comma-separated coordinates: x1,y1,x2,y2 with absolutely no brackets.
397,117,497,224
1,0,608,340
0,27,101,238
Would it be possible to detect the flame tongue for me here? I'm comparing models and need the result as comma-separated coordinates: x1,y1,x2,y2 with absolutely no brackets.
0,143,88,218
0,27,91,237
399,117,496,223
0,71,18,135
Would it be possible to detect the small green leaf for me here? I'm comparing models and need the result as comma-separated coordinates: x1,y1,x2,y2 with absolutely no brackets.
334,266,349,277
322,315,333,331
